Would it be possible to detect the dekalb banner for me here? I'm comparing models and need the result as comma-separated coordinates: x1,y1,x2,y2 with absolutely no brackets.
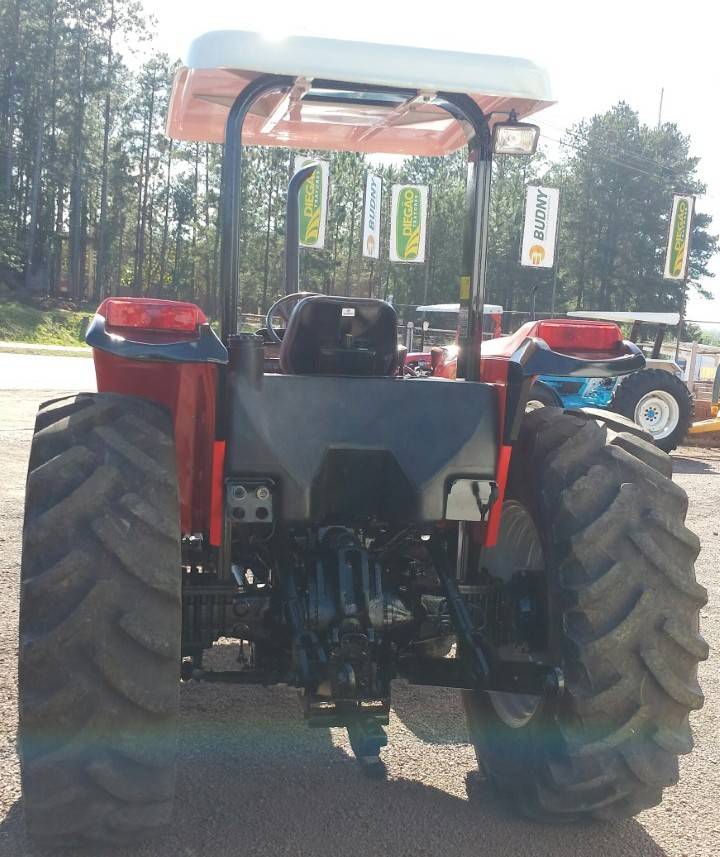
361,174,383,259
520,185,560,268
389,184,429,264
664,194,695,280
293,157,329,249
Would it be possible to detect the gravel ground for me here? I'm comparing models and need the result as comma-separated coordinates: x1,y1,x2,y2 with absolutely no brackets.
0,388,718,857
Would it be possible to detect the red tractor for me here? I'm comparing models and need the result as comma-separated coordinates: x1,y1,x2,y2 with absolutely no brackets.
18,31,707,847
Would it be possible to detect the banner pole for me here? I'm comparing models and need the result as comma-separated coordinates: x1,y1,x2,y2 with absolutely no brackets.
421,187,432,306
676,281,686,363
550,190,562,315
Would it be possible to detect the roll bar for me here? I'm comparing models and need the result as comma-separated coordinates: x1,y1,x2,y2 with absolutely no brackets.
217,77,496,589
218,75,493,384
285,162,320,296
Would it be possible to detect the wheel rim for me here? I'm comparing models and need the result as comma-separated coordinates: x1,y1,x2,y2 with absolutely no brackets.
481,500,544,728
633,389,680,440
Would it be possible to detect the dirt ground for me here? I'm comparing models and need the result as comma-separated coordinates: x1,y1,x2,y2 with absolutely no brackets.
0,388,719,857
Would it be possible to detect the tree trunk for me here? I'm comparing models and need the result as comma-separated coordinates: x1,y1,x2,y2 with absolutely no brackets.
158,139,173,291
190,141,200,298
0,0,20,201
261,152,275,310
132,138,145,294
343,175,359,295
52,185,63,295
366,259,374,297
47,15,59,294
133,75,156,295
330,221,341,294
94,0,115,301
172,220,183,291
146,191,155,289
25,111,45,290
24,0,56,291
115,215,125,294
68,39,89,301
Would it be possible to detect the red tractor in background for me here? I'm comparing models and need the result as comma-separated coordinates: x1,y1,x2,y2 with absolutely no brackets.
17,31,707,847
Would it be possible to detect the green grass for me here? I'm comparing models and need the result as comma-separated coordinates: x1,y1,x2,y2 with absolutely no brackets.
0,299,91,346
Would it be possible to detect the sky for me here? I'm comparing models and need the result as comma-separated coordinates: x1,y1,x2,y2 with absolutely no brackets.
144,0,720,323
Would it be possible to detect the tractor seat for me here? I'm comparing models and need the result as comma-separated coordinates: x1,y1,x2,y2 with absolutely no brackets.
279,295,398,377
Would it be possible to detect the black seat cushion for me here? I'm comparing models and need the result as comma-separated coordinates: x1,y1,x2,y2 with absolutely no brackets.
279,295,398,377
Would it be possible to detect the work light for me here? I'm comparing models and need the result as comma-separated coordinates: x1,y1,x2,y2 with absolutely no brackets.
492,120,540,155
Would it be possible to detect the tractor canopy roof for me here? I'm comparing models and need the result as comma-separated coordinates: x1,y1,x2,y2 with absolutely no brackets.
167,30,553,155
416,303,503,314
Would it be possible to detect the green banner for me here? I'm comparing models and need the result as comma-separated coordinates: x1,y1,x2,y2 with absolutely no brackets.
669,198,689,277
294,157,328,249
396,187,421,260
300,169,322,246
390,185,428,263
664,194,694,280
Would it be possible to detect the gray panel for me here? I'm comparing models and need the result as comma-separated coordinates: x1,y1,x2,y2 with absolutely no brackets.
227,374,498,524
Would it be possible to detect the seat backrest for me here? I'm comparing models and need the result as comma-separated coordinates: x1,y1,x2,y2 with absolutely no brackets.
279,295,398,376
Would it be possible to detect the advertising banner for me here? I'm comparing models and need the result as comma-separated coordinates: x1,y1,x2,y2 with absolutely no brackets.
520,185,560,268
362,173,383,259
664,194,695,280
389,184,429,263
293,157,329,249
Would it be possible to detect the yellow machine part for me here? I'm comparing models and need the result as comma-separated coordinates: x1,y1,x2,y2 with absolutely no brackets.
688,403,720,435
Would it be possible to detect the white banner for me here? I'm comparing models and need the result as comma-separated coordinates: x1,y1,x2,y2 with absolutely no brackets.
361,173,383,259
520,185,560,268
293,156,329,249
389,184,429,264
664,194,695,280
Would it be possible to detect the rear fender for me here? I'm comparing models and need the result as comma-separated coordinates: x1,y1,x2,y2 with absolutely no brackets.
88,298,227,536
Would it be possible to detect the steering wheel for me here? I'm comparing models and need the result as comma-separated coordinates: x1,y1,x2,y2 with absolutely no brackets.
265,291,320,344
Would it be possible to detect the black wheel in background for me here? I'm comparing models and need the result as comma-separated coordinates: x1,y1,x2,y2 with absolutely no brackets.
526,379,564,411
609,368,693,452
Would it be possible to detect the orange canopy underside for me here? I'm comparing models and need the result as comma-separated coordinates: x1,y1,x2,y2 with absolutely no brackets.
167,68,553,156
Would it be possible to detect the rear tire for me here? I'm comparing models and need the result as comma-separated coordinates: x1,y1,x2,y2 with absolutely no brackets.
18,393,181,846
609,368,693,452
526,380,563,411
463,407,707,822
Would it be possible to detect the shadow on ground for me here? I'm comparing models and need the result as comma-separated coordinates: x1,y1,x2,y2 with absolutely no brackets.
0,682,668,857
672,455,719,475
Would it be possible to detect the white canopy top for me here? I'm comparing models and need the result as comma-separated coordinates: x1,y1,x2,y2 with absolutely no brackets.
567,311,681,326
167,31,553,154
416,303,503,314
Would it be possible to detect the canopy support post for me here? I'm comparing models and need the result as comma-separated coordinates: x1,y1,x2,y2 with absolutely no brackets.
220,74,294,341
434,93,492,382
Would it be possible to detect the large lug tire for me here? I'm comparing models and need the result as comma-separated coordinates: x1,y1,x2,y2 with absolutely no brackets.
18,393,181,847
526,379,563,411
608,367,693,452
463,407,708,822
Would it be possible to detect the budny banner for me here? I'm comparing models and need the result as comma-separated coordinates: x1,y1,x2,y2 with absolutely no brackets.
664,194,695,280
293,157,329,250
389,185,429,264
362,174,383,259
520,185,560,268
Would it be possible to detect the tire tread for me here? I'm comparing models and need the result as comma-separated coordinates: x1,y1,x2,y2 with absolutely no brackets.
19,393,181,846
464,407,706,822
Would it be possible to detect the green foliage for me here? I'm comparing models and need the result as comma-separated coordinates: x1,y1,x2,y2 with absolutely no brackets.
0,1,717,331
544,104,717,314
700,328,720,347
0,301,90,344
